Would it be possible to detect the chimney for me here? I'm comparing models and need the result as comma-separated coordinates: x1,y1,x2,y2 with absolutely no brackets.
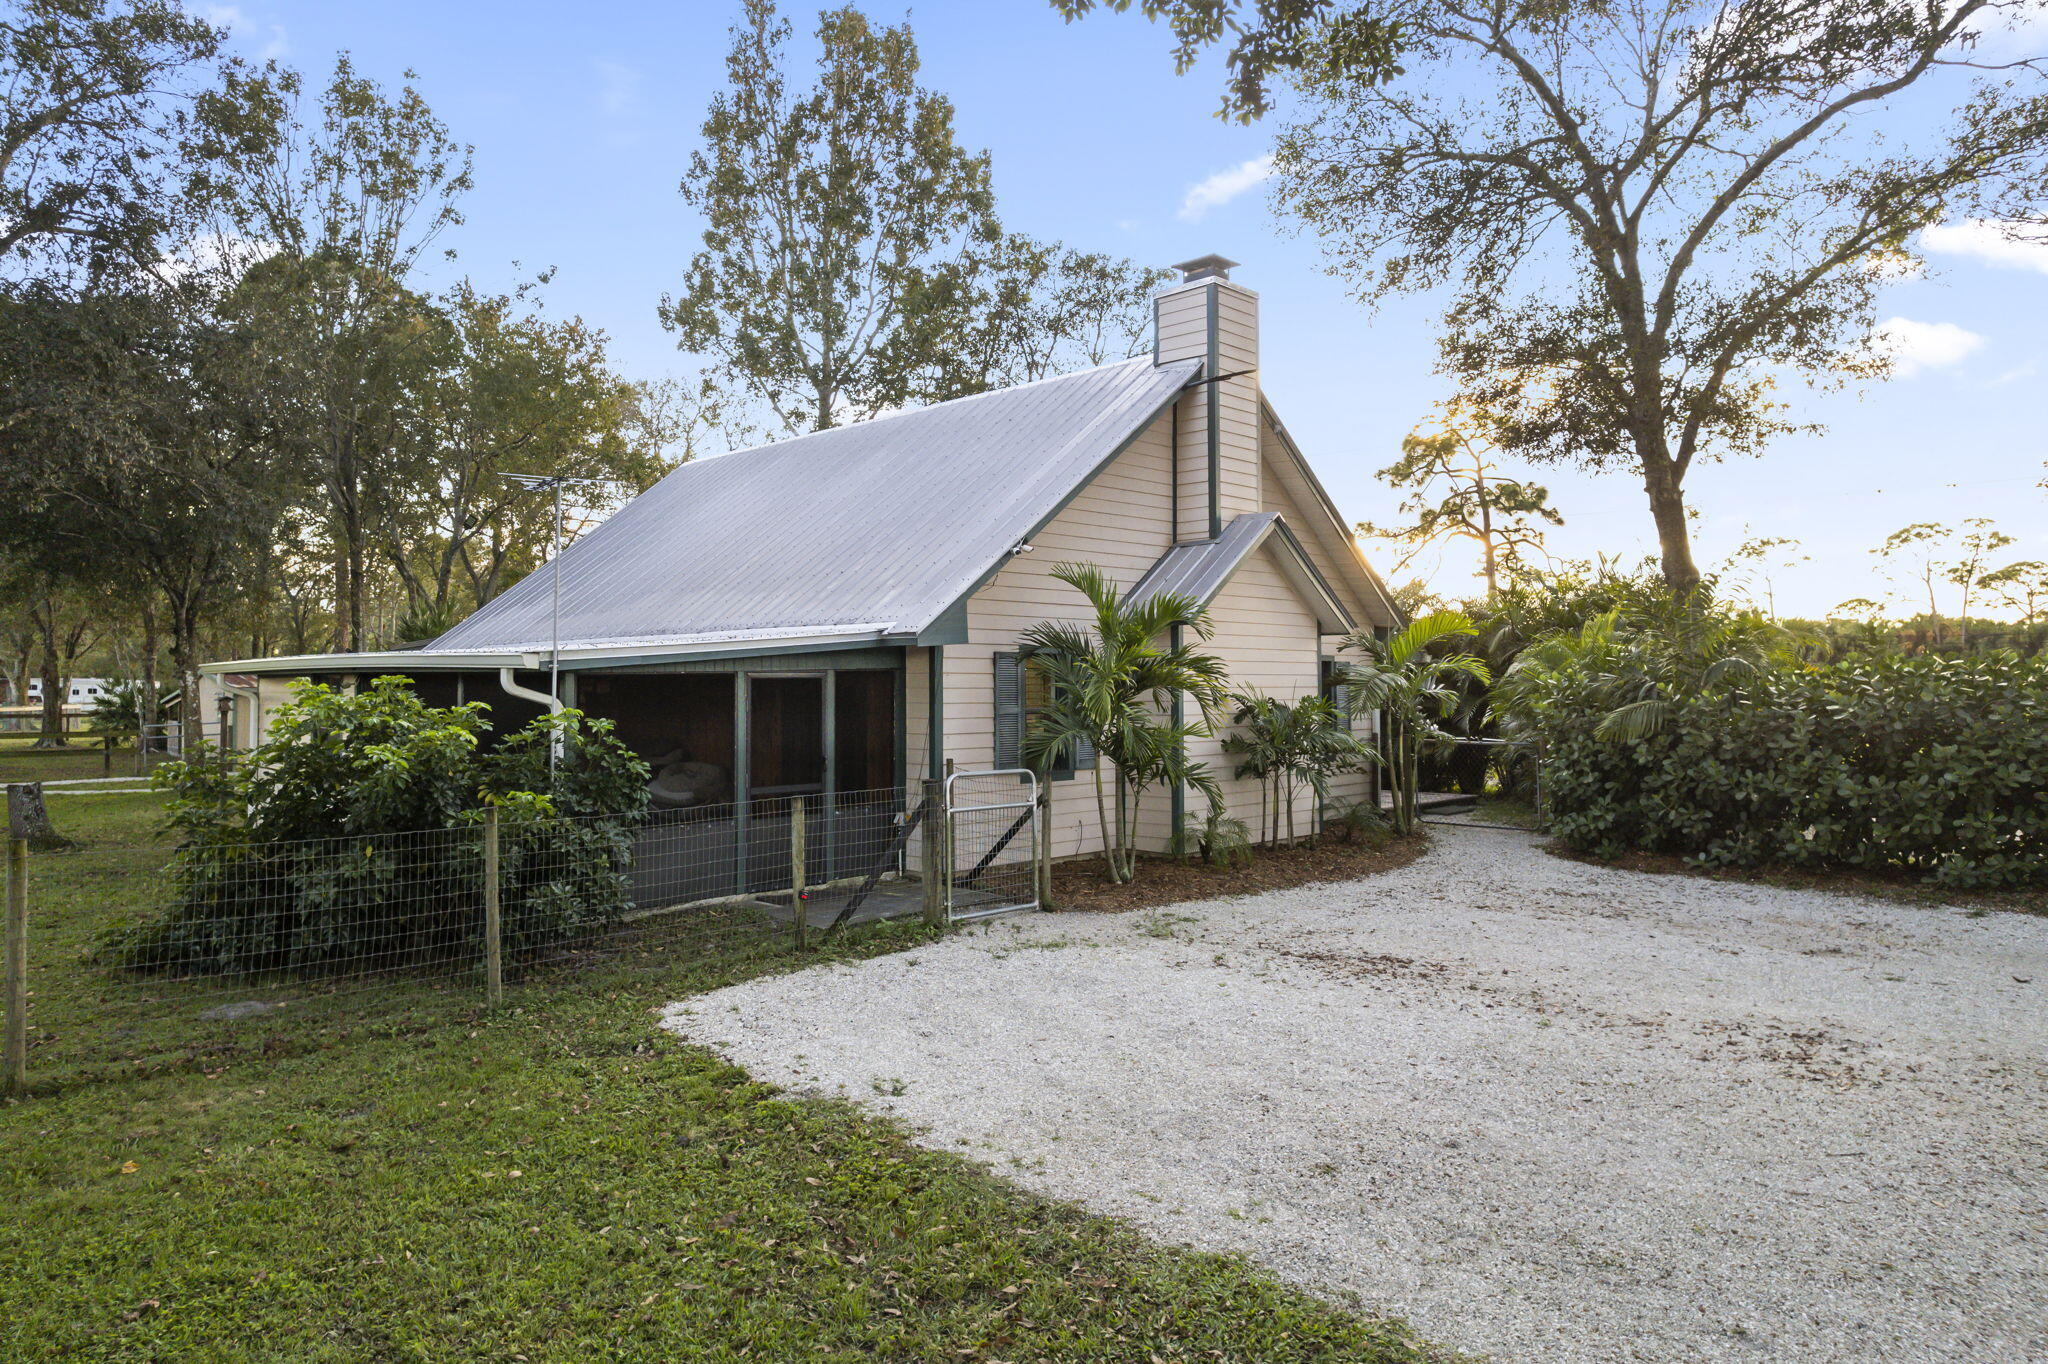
1154,255,1259,542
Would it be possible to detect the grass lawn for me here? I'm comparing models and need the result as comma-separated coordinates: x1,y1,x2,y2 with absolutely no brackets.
0,733,170,786
0,795,1439,1362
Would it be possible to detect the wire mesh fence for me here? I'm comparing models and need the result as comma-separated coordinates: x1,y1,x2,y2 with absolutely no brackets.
943,769,1042,921
3,783,948,1090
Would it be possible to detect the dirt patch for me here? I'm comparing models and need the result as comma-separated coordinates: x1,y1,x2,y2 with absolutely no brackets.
1546,842,2048,917
1251,941,1451,983
1047,832,1430,914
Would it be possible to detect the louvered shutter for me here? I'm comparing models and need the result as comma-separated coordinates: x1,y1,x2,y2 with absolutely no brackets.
994,652,1024,769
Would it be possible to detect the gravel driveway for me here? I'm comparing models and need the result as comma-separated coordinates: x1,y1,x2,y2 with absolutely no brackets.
662,825,2048,1363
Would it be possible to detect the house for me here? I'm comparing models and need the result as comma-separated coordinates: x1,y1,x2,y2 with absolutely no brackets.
203,257,1399,898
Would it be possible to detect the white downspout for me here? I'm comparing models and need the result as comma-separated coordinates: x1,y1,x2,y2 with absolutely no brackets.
498,667,561,714
499,666,567,771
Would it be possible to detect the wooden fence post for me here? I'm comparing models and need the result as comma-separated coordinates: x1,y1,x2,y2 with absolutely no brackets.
790,796,809,953
483,806,503,1007
921,778,947,928
4,835,26,1093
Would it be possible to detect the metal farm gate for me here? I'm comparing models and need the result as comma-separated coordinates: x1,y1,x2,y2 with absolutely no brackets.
943,768,1043,921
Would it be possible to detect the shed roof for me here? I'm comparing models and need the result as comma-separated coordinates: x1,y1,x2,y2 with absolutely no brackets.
426,355,1200,656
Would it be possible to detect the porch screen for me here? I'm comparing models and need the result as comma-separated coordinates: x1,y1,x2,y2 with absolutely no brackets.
993,652,1095,776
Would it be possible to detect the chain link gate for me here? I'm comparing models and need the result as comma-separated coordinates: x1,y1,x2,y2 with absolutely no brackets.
943,768,1043,921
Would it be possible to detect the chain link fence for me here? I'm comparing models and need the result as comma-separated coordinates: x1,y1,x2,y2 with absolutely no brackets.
2,782,967,1091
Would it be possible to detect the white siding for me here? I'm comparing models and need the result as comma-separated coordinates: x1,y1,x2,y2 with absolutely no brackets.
952,410,1178,859
1186,545,1327,844
1155,278,1261,541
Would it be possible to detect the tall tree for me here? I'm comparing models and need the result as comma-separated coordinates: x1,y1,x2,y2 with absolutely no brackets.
206,56,472,650
381,282,667,638
662,0,999,433
1981,559,2048,627
1050,1,1404,120
1944,518,2018,647
1260,0,2048,594
0,0,270,273
1357,403,1561,598
0,274,297,741
901,235,1169,402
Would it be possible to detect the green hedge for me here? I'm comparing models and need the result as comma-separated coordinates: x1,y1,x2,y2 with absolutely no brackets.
106,678,651,977
1537,654,2048,888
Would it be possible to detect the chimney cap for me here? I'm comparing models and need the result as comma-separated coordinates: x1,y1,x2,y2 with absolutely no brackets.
1173,254,1240,283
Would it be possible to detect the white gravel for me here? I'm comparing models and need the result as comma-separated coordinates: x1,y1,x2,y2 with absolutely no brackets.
661,825,2048,1363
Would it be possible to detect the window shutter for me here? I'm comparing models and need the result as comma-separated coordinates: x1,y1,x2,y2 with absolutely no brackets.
994,652,1024,769
1071,733,1097,771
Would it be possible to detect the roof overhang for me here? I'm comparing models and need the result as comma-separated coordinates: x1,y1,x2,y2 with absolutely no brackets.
1258,398,1404,627
203,625,898,677
1127,512,1355,635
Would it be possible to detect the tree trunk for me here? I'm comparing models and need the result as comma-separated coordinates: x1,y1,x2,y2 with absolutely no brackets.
1090,762,1117,884
138,600,160,755
1641,455,1700,597
6,782,67,851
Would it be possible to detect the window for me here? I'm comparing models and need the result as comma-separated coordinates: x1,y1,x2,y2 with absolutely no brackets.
1320,658,1363,733
994,652,1095,778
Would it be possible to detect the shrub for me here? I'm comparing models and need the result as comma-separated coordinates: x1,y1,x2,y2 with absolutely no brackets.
108,677,650,976
1518,652,2048,889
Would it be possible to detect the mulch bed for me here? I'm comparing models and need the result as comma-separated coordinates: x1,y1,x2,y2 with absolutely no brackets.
1046,832,1431,914
1548,844,2048,917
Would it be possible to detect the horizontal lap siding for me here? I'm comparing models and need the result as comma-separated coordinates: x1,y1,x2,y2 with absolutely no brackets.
955,412,1178,859
1190,546,1325,842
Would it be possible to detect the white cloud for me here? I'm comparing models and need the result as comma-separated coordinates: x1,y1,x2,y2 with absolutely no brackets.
203,5,287,60
1178,154,1274,221
1921,218,2048,275
1870,316,1986,377
593,60,641,117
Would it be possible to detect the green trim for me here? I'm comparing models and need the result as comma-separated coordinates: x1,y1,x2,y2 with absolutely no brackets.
1205,285,1222,540
922,376,1192,631
912,598,969,647
1169,621,1186,855
926,645,944,778
1271,519,1356,633
1259,397,1403,626
732,673,750,875
893,650,908,802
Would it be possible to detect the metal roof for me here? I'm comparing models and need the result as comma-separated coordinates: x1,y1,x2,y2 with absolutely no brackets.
1127,512,1354,635
427,355,1200,655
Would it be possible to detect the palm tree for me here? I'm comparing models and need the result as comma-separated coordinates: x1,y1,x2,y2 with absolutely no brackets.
1492,596,1782,744
1337,610,1493,834
1019,563,1229,885
1223,692,1369,846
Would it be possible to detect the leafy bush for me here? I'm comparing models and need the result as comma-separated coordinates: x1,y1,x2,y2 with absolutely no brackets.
1320,798,1392,850
1512,650,2048,889
108,677,651,976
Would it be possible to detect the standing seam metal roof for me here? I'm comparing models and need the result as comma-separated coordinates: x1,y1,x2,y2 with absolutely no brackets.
1127,511,1353,634
428,356,1201,654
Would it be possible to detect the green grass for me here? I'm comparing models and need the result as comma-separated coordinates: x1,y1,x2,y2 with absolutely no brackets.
0,796,1438,1362
0,733,161,785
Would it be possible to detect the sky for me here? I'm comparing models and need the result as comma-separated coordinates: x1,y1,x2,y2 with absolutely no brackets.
200,0,2047,618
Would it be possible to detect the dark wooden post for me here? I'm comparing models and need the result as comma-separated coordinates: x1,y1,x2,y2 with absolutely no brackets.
920,777,946,928
4,833,25,1093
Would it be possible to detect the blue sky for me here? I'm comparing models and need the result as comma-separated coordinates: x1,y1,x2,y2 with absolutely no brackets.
204,1,2046,617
